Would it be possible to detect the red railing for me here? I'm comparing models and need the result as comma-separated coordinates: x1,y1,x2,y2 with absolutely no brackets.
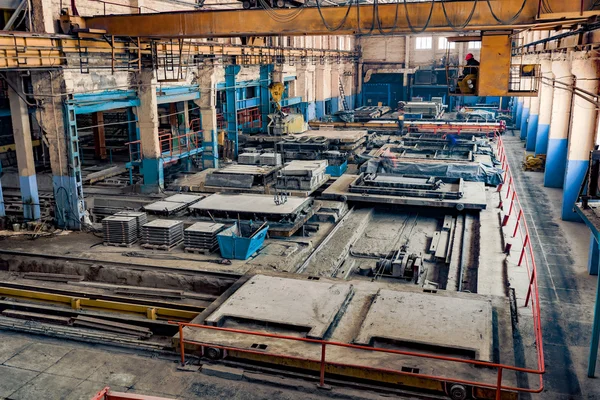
172,139,545,399
125,128,203,164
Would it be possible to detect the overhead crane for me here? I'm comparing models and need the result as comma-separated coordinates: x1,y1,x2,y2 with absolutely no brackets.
65,0,598,38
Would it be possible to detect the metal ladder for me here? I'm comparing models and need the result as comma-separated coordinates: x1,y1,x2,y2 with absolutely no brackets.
338,76,349,111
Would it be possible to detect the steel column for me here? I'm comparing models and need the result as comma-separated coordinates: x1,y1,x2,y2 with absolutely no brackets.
260,64,273,133
225,65,241,158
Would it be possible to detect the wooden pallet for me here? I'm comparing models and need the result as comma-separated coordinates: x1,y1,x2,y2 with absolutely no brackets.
184,247,218,255
103,240,138,248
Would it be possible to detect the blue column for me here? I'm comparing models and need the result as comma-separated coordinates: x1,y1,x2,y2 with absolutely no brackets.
535,123,550,155
140,158,164,188
260,64,273,133
316,101,325,119
520,105,530,140
544,138,568,188
562,159,588,221
526,113,539,151
225,65,241,158
19,176,40,221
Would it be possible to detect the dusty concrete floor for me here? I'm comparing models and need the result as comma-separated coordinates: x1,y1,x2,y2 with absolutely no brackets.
0,330,397,400
503,133,600,400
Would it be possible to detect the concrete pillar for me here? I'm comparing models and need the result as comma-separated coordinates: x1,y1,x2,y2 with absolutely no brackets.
331,64,341,113
7,72,41,221
562,53,600,221
225,65,240,158
526,83,540,151
30,0,55,33
545,56,572,188
589,234,599,276
196,66,218,169
535,55,554,155
136,70,163,191
515,97,523,127
31,71,84,229
315,64,326,118
520,96,530,140
295,64,310,121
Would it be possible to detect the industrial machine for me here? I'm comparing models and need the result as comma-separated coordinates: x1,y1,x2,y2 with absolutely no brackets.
374,249,421,282
523,154,545,172
267,82,307,135
444,33,540,97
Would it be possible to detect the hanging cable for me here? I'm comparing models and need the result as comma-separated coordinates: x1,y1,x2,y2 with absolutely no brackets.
374,0,400,35
356,0,376,35
315,0,354,31
440,0,478,31
486,0,528,25
403,0,435,34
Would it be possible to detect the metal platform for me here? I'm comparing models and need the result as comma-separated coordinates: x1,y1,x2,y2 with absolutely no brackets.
323,174,487,210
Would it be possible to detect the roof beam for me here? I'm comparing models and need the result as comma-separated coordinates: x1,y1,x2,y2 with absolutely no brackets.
79,0,544,38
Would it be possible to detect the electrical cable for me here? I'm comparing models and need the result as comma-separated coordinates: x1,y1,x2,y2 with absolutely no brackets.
315,0,354,31
485,0,528,25
440,0,478,31
403,0,435,34
355,0,375,35
374,0,400,35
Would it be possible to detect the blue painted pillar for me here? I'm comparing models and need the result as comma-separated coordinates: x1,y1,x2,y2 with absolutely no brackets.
520,97,530,140
137,70,163,192
8,72,40,220
526,91,540,151
589,234,599,275
260,64,274,133
545,58,572,188
197,67,218,169
515,98,523,126
535,57,553,155
315,64,327,119
225,65,241,157
0,164,5,217
562,54,599,221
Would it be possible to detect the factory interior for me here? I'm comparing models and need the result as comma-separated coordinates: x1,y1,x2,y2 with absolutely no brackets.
0,0,600,399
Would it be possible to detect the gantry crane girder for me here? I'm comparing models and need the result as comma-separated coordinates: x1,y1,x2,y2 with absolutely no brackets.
66,0,578,38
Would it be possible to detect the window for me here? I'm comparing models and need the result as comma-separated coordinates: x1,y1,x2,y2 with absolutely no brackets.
415,36,432,50
468,41,481,49
438,37,455,49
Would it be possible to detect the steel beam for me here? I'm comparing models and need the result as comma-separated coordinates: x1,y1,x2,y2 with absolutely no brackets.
81,1,542,38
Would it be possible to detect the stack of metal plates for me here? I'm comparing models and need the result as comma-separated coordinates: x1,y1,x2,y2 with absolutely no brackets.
114,211,147,232
102,215,139,246
141,219,184,249
238,153,261,165
184,222,226,253
259,153,282,166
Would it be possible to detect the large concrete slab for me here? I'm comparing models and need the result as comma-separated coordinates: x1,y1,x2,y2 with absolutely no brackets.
354,289,493,361
205,275,353,339
190,193,312,216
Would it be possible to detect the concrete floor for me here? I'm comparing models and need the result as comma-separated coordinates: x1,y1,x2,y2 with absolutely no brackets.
0,132,598,399
503,132,600,400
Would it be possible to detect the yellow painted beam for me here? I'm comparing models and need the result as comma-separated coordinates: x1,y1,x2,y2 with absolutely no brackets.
0,287,197,320
81,0,541,38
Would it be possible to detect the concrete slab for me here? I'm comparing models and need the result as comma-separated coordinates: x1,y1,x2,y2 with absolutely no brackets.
44,349,105,379
0,334,34,363
201,364,244,380
354,289,493,362
323,174,487,210
0,365,38,398
205,275,353,339
9,372,83,400
190,193,312,216
3,342,72,372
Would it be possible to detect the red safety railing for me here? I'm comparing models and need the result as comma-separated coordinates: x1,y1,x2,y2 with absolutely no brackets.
125,128,203,164
172,140,545,399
